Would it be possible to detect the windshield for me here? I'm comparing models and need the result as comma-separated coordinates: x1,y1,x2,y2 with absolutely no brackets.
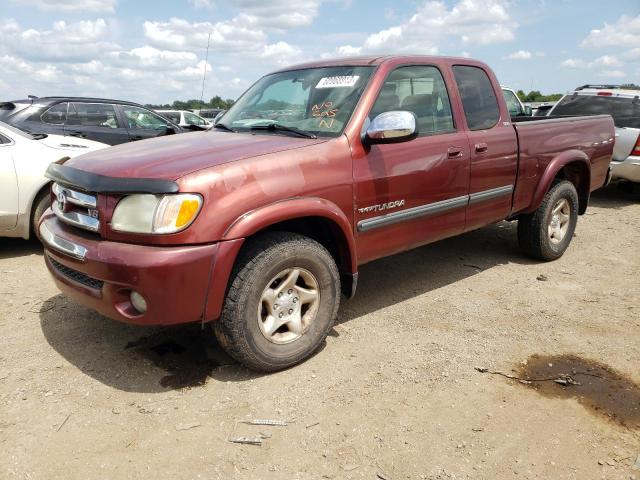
219,66,375,137
0,120,39,139
552,94,640,128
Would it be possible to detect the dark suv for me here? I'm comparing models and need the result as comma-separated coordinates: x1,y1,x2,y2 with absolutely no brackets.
0,97,183,145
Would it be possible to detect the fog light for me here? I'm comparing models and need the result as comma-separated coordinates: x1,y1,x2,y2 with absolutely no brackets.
130,291,147,314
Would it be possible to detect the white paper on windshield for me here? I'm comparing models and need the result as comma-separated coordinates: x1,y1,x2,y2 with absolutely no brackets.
316,76,360,89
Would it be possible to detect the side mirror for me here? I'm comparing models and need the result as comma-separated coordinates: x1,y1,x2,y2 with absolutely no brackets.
365,111,418,145
523,105,533,116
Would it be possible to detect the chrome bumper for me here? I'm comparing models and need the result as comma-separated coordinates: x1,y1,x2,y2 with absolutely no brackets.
39,220,87,261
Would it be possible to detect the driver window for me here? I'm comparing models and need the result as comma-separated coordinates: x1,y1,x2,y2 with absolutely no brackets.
122,106,169,130
370,66,455,136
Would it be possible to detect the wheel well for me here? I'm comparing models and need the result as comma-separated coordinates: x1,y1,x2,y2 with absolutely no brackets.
29,183,52,234
245,216,355,296
555,162,590,214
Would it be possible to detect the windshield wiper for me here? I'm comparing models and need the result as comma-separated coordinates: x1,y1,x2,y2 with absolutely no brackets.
213,122,236,132
250,123,317,139
31,133,48,140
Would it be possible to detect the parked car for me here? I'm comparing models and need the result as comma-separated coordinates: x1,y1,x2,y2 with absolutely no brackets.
40,55,613,371
196,108,224,121
531,102,556,116
156,110,212,130
501,87,532,117
0,121,107,239
548,85,640,183
1,97,183,146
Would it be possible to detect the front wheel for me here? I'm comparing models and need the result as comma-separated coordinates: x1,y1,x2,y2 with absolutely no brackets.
31,190,51,241
212,232,341,372
517,180,579,261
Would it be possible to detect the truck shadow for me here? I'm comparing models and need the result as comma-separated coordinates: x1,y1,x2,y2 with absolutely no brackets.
39,221,534,392
0,238,43,260
590,182,640,209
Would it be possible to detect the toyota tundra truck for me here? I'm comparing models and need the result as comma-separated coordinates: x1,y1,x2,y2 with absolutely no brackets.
40,56,614,371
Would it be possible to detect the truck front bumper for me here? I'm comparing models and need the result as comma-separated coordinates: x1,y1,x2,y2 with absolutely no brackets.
611,155,640,183
40,212,219,326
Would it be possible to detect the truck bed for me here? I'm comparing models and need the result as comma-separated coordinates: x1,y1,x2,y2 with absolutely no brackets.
510,114,614,214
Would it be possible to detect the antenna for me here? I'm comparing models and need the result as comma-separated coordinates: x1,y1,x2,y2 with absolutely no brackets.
199,31,211,107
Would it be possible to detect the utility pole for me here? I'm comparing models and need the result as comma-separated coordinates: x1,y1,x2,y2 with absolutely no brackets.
200,31,211,107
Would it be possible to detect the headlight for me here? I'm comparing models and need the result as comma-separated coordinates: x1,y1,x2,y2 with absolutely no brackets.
111,193,203,234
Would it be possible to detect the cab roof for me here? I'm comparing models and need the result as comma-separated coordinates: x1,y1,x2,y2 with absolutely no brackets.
273,55,486,73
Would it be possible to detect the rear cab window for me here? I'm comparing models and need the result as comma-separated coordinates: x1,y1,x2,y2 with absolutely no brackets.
452,66,500,130
370,65,455,136
552,94,640,129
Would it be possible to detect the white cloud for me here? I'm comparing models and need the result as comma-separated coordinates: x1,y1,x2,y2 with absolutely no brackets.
581,14,640,49
504,50,532,60
261,41,303,66
0,18,118,62
561,55,623,69
336,0,515,56
561,58,588,69
10,0,117,13
591,55,623,68
143,17,266,53
188,0,214,8
183,0,324,30
596,70,626,78
110,46,198,69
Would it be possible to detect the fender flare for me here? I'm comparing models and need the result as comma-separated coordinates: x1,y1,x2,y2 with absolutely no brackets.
222,196,357,273
527,150,591,214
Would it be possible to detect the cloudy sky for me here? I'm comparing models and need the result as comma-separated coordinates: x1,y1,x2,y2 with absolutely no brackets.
0,0,638,104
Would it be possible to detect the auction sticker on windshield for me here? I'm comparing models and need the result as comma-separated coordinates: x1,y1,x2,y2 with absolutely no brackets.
316,76,360,89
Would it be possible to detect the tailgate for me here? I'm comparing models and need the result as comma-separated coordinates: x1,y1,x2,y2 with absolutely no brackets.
613,126,640,160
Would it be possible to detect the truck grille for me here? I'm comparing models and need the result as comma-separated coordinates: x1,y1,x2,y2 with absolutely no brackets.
51,183,100,233
48,256,104,290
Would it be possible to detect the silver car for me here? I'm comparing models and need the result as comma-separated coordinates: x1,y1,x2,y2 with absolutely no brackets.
549,85,640,183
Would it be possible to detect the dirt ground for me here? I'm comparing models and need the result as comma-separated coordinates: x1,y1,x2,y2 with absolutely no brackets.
1,184,638,480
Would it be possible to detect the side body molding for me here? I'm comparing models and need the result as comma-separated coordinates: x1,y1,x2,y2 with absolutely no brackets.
222,197,357,273
526,149,591,215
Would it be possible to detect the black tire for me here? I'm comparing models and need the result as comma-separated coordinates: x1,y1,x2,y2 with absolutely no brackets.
518,180,579,261
212,232,341,372
31,189,51,240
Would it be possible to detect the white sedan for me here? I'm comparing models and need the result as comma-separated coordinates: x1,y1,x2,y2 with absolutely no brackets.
0,121,107,239
156,110,212,130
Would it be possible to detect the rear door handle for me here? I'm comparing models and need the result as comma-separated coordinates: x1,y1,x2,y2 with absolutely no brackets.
475,143,488,153
447,147,463,158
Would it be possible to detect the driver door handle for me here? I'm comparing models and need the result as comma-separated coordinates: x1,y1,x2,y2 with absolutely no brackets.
447,147,463,158
475,142,488,153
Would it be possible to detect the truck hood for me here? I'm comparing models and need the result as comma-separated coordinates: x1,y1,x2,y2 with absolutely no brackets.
64,131,327,180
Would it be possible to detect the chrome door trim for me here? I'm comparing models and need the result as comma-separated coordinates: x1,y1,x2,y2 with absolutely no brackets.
468,185,513,205
357,195,468,232
39,222,87,260
357,184,514,233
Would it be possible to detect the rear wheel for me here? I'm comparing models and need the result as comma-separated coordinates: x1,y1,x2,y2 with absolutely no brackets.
212,232,340,372
517,180,579,261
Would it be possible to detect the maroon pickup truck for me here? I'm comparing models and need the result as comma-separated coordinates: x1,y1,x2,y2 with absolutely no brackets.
40,56,614,371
